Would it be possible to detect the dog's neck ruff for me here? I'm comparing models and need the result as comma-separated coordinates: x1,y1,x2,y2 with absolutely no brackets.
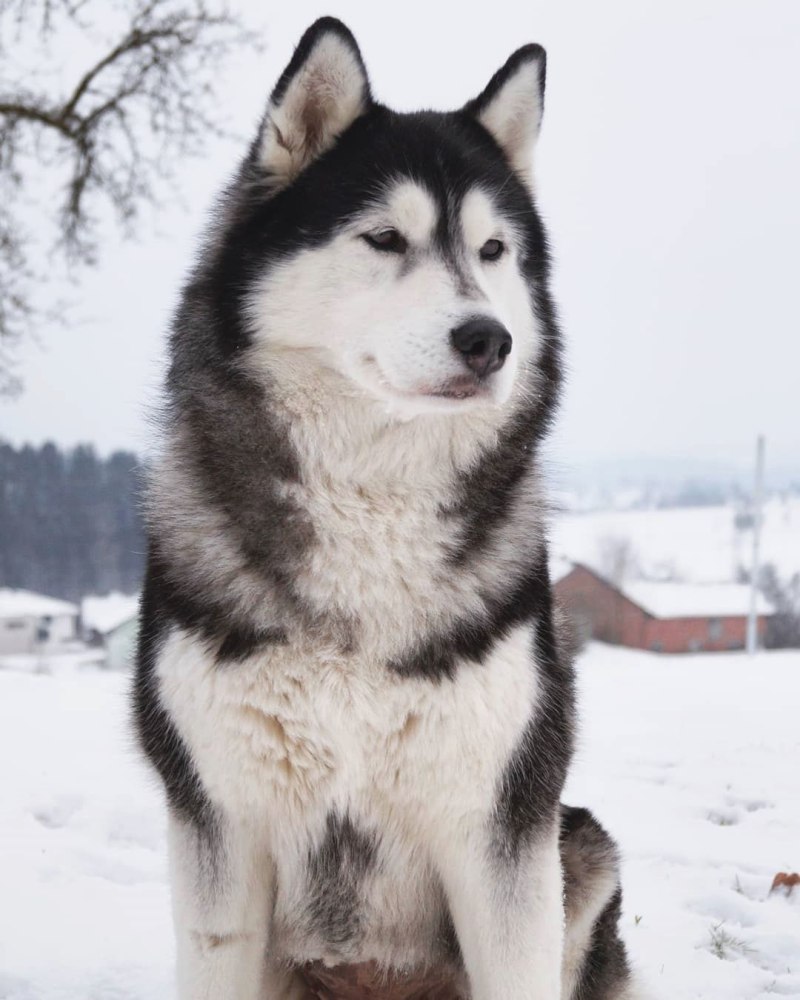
149,348,547,674
253,351,513,491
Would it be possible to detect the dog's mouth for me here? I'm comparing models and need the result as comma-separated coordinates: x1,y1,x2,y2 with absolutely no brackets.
428,375,484,400
359,357,492,407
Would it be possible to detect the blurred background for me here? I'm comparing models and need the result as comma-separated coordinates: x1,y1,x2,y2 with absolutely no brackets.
2,0,799,652
0,3,798,999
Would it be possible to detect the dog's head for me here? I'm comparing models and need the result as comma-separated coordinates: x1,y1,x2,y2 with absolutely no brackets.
205,18,558,421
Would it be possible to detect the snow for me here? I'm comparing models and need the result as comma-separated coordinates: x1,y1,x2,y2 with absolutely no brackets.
622,581,773,619
566,645,800,999
0,648,106,676
552,497,800,585
81,593,140,635
1,644,798,999
0,589,79,619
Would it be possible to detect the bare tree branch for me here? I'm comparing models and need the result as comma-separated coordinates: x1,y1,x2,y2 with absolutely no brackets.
0,0,258,394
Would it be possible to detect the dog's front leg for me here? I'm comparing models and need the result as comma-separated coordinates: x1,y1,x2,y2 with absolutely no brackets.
436,818,564,1000
168,811,275,1000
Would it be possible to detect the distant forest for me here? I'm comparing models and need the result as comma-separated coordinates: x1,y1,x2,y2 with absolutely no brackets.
0,441,145,601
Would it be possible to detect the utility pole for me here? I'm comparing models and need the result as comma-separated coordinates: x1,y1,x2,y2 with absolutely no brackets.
746,435,765,655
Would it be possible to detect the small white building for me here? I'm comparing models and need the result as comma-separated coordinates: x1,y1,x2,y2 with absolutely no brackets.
0,589,80,655
81,593,140,670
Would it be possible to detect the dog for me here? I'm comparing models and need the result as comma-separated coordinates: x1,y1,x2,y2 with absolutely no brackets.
133,17,638,1000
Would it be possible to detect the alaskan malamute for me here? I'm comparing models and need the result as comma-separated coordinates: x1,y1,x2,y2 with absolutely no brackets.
134,18,638,1000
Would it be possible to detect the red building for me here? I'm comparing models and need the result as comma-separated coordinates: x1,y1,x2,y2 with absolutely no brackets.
554,563,773,653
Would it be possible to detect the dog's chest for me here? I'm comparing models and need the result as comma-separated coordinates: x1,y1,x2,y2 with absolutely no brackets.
282,464,484,654
156,623,537,831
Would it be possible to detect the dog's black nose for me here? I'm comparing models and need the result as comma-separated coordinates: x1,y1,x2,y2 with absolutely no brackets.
450,318,512,378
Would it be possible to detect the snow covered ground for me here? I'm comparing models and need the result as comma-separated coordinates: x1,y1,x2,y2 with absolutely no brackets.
566,644,800,998
0,644,798,999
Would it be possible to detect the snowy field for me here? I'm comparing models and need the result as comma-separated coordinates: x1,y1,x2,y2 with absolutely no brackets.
1,645,798,999
552,497,800,584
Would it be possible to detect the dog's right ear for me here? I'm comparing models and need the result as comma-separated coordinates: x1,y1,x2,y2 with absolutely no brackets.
464,44,546,188
258,18,371,187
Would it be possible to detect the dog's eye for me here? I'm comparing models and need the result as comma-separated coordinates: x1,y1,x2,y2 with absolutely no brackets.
479,238,505,262
363,229,408,254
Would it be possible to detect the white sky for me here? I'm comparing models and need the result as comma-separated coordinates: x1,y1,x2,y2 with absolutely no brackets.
3,0,799,470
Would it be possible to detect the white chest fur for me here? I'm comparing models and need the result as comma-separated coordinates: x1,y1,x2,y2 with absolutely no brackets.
284,472,486,660
267,364,543,663
156,622,539,845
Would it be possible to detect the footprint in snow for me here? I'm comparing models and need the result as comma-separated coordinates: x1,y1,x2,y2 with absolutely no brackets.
31,793,82,829
707,806,741,827
726,794,774,814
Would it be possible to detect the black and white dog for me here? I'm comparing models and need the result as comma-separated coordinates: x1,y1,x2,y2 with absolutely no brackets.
134,18,638,1000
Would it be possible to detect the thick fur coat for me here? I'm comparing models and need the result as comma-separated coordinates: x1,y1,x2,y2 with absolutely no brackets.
134,18,638,1000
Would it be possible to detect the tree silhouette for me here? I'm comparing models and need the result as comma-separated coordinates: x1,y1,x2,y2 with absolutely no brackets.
0,0,256,393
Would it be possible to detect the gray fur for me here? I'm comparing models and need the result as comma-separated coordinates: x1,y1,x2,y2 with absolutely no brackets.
560,806,635,1000
133,17,642,1000
306,813,379,946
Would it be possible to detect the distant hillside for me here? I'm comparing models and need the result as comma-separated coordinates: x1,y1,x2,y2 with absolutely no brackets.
552,498,800,586
0,441,145,601
552,454,800,512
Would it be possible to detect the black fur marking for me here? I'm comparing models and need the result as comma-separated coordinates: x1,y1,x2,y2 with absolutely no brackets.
306,812,378,946
437,906,463,964
389,547,552,681
167,364,316,597
132,554,217,835
216,624,287,664
491,567,575,860
141,542,270,652
433,187,481,299
560,804,616,848
179,809,225,898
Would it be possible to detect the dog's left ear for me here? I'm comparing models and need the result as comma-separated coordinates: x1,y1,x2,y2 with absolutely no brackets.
259,18,371,186
465,45,546,186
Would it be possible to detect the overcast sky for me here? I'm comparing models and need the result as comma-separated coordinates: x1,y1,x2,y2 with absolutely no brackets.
3,0,799,472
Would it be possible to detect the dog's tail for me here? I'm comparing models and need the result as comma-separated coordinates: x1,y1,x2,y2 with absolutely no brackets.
560,805,642,1000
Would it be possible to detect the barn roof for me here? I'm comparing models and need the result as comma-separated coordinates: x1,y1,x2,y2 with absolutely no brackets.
555,563,774,619
624,581,774,619
0,589,79,618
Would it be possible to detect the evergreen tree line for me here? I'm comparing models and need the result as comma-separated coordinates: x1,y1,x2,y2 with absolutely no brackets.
0,441,145,601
